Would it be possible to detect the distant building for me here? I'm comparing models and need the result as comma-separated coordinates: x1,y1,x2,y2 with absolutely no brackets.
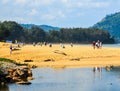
6,40,12,43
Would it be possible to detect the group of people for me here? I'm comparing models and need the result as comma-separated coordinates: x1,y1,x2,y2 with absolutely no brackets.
32,42,73,49
9,40,102,54
33,42,52,47
92,40,102,49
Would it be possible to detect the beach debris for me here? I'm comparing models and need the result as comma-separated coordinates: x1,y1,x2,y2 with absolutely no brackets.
28,65,37,69
31,65,37,68
70,58,80,61
24,60,33,62
43,59,55,62
54,50,67,56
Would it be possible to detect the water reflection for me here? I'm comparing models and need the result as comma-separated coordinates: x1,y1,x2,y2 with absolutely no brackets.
93,67,102,80
0,84,9,91
93,67,102,72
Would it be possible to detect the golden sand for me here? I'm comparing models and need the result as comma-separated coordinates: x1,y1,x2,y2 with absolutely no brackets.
1,42,120,68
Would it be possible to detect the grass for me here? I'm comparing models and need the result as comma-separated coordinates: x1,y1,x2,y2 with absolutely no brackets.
0,58,16,63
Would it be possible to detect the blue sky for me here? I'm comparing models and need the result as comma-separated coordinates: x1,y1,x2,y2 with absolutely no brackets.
0,0,120,28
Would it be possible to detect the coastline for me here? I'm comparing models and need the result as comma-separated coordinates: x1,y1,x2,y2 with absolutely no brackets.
1,42,120,68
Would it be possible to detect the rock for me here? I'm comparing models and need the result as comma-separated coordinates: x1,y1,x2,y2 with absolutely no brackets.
0,61,33,84
105,65,113,71
16,81,31,85
27,77,34,80
27,69,32,77
1,82,5,85
8,69,15,76
12,77,21,82
31,65,37,69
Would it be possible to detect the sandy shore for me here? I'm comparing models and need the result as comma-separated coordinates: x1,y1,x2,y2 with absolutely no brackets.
1,42,120,68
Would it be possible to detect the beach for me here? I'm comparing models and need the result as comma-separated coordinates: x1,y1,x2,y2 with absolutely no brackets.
1,42,120,68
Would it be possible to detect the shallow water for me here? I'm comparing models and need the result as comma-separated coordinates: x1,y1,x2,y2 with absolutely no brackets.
103,44,120,48
79,44,120,48
1,67,120,91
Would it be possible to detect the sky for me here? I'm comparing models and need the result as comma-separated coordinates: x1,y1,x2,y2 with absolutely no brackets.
0,0,120,28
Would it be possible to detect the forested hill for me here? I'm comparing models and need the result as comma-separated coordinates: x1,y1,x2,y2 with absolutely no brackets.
93,12,120,41
0,21,114,43
21,24,60,31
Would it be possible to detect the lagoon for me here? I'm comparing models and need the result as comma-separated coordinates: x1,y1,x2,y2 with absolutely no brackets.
1,67,120,91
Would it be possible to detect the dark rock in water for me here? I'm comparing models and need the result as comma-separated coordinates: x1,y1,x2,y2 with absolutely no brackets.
110,83,112,85
105,65,113,71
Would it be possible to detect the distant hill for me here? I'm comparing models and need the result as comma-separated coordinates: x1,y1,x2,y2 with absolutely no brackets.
93,12,120,42
20,24,60,31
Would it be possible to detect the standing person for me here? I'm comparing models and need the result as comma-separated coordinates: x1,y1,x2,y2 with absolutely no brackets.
96,40,100,48
70,43,73,47
10,44,12,54
99,41,102,48
49,43,52,47
92,41,96,49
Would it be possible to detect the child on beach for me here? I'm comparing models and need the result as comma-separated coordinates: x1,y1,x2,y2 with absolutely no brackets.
10,44,12,54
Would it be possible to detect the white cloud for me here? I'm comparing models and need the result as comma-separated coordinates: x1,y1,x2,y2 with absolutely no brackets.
14,0,28,5
58,11,65,18
1,0,9,4
92,2,110,8
77,13,84,17
0,0,118,27
29,0,55,7
1,17,24,23
60,0,110,8
41,14,56,20
61,0,69,4
29,9,38,16
82,1,110,8
15,17,24,22
41,10,66,21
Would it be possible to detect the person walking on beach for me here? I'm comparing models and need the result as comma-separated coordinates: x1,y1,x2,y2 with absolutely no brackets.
10,44,12,54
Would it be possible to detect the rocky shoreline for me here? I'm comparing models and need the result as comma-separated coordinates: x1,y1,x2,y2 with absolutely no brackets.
0,61,33,85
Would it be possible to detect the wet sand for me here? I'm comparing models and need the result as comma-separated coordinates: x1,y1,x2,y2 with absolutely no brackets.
1,42,120,68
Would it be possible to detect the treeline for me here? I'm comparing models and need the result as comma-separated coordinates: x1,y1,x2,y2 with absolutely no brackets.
0,21,114,43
